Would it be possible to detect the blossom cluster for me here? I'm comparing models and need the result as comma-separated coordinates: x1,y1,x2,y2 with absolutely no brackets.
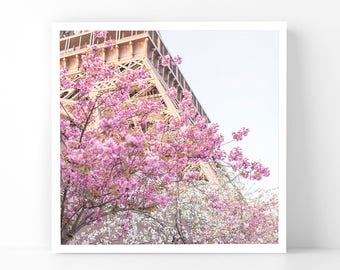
207,191,278,244
228,147,270,180
232,127,249,141
93,31,107,39
161,54,182,67
104,39,115,48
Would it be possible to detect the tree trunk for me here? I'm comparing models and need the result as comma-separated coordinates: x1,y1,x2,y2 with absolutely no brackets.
61,230,71,245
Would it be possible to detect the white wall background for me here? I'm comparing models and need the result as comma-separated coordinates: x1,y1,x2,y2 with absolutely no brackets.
0,0,339,266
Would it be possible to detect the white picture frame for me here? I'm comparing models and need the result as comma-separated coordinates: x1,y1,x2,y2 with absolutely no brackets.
52,22,286,253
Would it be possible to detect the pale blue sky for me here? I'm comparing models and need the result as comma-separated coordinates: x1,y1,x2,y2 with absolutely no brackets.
160,30,279,189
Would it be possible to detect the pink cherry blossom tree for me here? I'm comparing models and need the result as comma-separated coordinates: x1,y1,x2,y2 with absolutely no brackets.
70,132,278,245
60,32,276,245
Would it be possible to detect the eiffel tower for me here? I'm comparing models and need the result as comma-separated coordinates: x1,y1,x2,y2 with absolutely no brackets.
59,30,220,183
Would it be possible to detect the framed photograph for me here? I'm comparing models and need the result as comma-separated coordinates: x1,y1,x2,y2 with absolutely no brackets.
52,22,286,253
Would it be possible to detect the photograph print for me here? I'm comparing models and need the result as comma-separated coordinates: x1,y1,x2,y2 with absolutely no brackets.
53,22,286,252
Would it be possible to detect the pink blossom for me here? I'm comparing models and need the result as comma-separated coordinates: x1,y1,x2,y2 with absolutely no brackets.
93,31,107,39
228,147,243,162
232,127,249,141
104,39,115,48
161,54,171,66
166,87,177,99
186,172,198,181
172,55,182,65
138,80,147,89
228,147,270,180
